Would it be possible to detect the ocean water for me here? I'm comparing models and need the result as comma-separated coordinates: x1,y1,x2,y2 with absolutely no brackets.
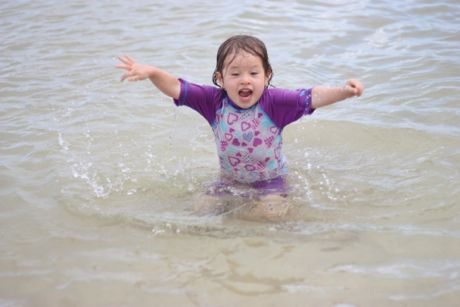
1,0,459,306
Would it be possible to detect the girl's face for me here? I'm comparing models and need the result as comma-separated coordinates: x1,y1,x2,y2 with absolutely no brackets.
216,51,270,109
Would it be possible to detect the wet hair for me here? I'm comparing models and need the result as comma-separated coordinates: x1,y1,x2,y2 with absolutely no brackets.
212,35,273,87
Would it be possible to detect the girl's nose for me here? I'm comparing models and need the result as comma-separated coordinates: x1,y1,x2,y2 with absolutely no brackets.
240,73,250,84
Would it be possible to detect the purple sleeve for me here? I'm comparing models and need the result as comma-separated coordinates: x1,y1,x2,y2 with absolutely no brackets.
173,79,222,125
260,87,314,129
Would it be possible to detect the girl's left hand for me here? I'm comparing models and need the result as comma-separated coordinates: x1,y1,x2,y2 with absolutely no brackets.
344,79,364,97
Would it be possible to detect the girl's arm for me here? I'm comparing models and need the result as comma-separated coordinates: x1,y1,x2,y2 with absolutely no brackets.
116,56,180,100
311,79,363,109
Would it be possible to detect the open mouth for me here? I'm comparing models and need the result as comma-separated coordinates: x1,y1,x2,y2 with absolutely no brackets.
238,89,253,98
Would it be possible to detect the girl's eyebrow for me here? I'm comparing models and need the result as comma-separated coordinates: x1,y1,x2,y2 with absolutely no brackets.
228,64,261,70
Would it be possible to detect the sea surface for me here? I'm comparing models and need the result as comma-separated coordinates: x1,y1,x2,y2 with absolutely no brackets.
1,0,459,306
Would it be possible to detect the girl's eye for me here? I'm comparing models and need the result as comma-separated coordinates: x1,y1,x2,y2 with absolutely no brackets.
251,72,259,76
231,73,239,77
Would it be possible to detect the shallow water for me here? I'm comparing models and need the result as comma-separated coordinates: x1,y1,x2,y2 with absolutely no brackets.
1,0,460,306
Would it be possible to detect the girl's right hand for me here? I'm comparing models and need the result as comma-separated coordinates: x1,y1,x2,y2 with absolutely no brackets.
115,55,180,99
115,56,155,82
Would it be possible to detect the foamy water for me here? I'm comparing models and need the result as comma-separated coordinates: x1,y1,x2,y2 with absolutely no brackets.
1,0,459,306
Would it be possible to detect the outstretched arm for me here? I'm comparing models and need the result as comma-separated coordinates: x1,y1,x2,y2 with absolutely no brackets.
311,79,363,109
116,56,180,100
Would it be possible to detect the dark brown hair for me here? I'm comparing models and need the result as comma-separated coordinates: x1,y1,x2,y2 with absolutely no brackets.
212,35,273,87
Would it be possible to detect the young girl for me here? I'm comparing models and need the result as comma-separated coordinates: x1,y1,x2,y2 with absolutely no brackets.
116,35,363,220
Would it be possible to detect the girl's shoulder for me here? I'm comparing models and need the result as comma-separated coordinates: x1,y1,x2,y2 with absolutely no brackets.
264,86,312,102
174,79,225,125
259,86,314,128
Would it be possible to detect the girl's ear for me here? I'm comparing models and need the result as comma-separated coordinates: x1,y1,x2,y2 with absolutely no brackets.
265,71,272,86
215,72,223,86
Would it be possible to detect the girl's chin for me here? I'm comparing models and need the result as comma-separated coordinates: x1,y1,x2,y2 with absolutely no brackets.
235,99,256,109
238,96,253,104
231,94,256,108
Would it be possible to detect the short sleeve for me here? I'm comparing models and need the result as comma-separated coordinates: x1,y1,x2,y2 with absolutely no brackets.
259,87,315,129
173,79,222,125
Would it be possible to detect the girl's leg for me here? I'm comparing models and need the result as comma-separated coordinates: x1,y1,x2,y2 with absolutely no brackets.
238,194,291,222
193,193,226,216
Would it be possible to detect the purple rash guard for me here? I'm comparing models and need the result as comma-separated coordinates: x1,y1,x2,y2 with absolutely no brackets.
174,79,314,190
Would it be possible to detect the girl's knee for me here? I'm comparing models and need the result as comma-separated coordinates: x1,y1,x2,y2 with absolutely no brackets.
242,194,291,222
